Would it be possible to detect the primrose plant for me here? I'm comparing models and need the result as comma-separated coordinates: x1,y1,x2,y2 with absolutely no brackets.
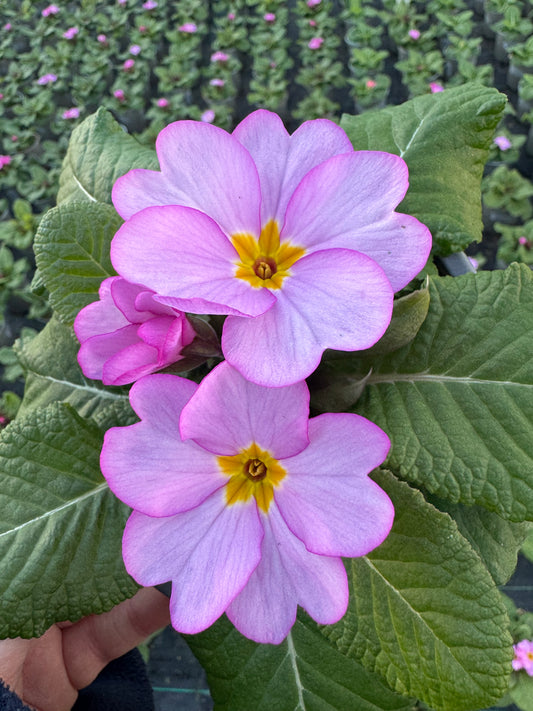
2,83,533,711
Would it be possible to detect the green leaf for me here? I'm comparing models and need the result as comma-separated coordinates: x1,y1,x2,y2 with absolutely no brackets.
15,316,129,421
428,497,530,585
0,402,137,638
340,83,506,255
188,614,415,711
57,107,158,205
322,471,513,711
34,201,121,325
510,673,533,711
350,264,533,521
521,527,533,564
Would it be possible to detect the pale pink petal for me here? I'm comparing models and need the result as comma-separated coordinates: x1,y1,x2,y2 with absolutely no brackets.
122,491,263,634
227,506,348,644
101,375,226,515
222,249,393,387
73,277,128,341
180,361,309,457
276,413,394,557
233,110,353,226
282,151,432,291
102,340,159,385
110,278,156,322
111,206,275,318
112,120,261,237
77,325,139,381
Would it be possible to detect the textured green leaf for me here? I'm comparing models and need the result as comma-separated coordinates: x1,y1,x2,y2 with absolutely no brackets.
0,403,137,638
323,471,513,711
510,674,533,711
34,201,121,325
57,107,158,205
522,527,533,564
350,264,533,521
340,83,506,255
15,316,129,420
188,614,415,711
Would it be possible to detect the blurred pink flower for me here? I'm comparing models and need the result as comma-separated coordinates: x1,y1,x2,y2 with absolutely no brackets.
227,12,235,20
4,22,12,30
123,58,135,71
130,44,141,55
179,22,197,33
429,82,444,93
513,640,533,676
157,98,169,108
366,79,377,89
37,73,58,85
211,50,229,62
97,33,108,43
62,107,80,119
139,25,147,32
307,0,321,6
42,4,60,17
11,135,18,142
63,26,79,39
408,28,420,40
308,37,323,50
518,236,529,246
143,0,157,8
494,135,512,151
201,109,215,123
209,78,225,87
0,156,12,169
114,89,126,102
264,12,276,22
309,19,317,27
0,94,3,100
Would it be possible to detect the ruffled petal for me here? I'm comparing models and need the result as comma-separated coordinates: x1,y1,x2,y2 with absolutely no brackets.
77,324,139,381
111,205,275,318
73,277,128,342
233,110,353,227
282,151,432,291
112,120,262,237
227,505,348,644
123,491,263,635
101,375,227,516
222,248,393,387
180,361,309,458
276,413,394,557
102,340,159,386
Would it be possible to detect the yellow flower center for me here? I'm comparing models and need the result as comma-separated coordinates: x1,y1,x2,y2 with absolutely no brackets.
231,219,305,289
217,442,287,513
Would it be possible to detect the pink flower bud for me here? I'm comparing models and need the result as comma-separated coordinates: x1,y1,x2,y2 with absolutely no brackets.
42,4,60,17
0,155,12,169
62,107,80,119
366,79,377,89
408,29,420,40
264,12,276,22
114,89,126,102
157,97,169,108
308,37,323,50
429,82,444,93
201,109,215,123
494,135,512,151
63,26,79,39
179,22,197,33
123,58,135,71
211,50,229,62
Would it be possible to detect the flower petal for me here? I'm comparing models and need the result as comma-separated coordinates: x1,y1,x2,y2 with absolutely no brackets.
122,491,263,634
282,151,432,291
180,361,310,457
112,120,262,237
101,374,226,516
77,324,139,382
102,340,159,386
233,110,353,226
111,205,275,318
227,505,348,644
276,413,394,557
73,277,128,342
222,248,393,386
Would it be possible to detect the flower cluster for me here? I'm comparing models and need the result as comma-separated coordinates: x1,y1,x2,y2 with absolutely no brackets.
77,110,432,643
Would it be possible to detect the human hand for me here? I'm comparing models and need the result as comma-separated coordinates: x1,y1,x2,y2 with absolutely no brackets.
0,587,170,711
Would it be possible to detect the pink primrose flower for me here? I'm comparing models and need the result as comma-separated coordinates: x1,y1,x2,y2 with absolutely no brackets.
518,236,529,246
114,89,126,101
308,36,323,50
4,23,12,30
62,107,80,119
366,79,377,89
139,25,147,32
157,97,169,108
0,94,3,100
74,277,196,386
123,58,135,71
42,4,60,16
130,44,141,55
97,33,108,44
143,0,157,8
494,135,512,151
63,26,78,39
0,156,11,169
211,50,229,62
101,361,394,643
200,109,215,122
408,28,420,40
37,73,58,85
11,135,18,142
264,12,276,22
111,109,432,387
513,640,533,676
309,19,317,27
227,12,235,20
179,22,197,33
429,81,444,93
307,0,322,6
209,78,225,87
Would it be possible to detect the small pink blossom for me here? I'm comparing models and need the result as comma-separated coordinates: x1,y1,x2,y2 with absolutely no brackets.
429,82,444,93
118,0,126,4
494,135,512,151
4,23,12,30
270,61,277,68
309,19,317,27
62,107,80,119
209,78,225,87
97,33,108,44
227,12,235,20
408,28,420,40
179,22,197,33
307,0,321,6
130,44,141,55
0,156,12,170
157,97,169,108
143,0,157,9
201,109,215,123
114,89,126,102
0,94,3,100
11,135,18,142
63,26,78,40
42,4,60,17
139,25,147,32
37,73,58,85
512,640,533,676
264,12,276,22
123,58,135,71
518,236,529,246
308,36,323,50
211,50,229,63
101,362,394,643
366,79,377,89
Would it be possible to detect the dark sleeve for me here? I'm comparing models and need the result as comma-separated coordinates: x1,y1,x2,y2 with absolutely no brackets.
0,680,35,711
